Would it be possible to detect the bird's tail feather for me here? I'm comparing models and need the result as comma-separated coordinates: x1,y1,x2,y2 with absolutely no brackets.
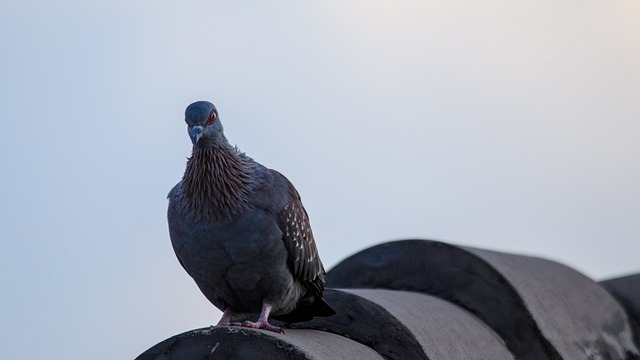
273,295,335,323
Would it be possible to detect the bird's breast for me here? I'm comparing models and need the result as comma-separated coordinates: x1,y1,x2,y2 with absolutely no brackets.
169,205,289,282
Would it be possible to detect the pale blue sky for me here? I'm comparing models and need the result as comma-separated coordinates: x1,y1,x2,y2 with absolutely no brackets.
1,1,639,359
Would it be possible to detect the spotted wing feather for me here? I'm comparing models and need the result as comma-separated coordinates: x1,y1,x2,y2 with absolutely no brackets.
275,174,325,297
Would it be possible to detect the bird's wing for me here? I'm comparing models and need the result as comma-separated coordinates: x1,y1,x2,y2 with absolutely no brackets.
274,174,325,297
167,183,193,276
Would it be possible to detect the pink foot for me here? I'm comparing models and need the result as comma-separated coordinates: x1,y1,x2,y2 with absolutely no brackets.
242,319,285,334
215,308,234,327
239,303,285,334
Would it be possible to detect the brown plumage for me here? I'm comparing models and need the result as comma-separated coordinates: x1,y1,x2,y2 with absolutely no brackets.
181,146,254,221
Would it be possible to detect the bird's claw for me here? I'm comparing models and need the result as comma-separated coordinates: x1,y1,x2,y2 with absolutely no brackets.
242,320,285,334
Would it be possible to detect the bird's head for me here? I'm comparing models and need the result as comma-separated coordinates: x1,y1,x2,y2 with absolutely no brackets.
184,101,225,148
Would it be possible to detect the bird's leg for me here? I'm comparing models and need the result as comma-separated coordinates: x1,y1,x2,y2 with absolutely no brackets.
215,307,234,327
242,303,284,334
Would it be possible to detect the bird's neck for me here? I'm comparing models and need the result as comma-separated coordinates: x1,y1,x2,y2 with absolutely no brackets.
182,145,255,221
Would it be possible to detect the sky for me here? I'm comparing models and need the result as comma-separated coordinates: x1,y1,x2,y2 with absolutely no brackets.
1,1,639,359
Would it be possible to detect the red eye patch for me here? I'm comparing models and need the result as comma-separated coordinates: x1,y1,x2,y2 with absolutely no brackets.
205,111,217,125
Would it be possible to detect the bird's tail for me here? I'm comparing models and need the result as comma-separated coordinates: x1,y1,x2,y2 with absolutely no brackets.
273,294,336,323
311,297,336,317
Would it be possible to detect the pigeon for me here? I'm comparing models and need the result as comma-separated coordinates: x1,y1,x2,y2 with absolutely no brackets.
167,101,335,333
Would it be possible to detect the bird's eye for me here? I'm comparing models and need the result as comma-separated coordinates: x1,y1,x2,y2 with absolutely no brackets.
205,111,217,125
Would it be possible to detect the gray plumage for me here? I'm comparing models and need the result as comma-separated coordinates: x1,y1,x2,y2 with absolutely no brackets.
167,101,334,333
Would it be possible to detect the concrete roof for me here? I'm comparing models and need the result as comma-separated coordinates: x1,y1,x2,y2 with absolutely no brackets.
136,239,640,360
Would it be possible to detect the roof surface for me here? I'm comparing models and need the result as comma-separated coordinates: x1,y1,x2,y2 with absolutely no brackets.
137,239,640,360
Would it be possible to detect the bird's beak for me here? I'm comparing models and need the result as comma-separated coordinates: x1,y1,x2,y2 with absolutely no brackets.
189,125,203,145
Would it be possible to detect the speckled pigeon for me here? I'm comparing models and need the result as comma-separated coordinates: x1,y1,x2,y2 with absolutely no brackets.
167,101,335,333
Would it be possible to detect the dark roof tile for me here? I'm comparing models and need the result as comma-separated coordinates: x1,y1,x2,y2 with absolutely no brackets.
137,239,640,360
